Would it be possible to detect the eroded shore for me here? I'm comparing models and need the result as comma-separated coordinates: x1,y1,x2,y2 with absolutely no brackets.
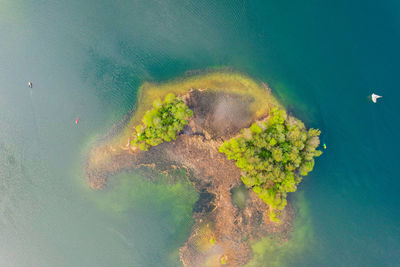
85,72,293,266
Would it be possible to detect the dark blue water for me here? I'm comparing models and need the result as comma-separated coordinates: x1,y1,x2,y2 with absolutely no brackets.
0,0,399,266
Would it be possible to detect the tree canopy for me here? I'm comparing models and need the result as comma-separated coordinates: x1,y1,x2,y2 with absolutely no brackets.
219,108,322,222
131,93,193,151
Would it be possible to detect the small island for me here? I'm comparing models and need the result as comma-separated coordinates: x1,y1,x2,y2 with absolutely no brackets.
85,71,322,266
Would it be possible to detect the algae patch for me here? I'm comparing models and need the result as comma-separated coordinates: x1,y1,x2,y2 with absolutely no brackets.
245,192,314,267
89,168,199,266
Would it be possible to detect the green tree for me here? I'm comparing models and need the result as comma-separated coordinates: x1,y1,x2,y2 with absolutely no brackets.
131,93,193,150
219,107,322,222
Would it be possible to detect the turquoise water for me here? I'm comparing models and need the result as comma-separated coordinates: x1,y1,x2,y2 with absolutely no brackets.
1,0,399,266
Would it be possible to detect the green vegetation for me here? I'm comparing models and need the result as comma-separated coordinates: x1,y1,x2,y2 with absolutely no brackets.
219,108,322,222
209,237,215,246
220,255,228,265
131,93,193,150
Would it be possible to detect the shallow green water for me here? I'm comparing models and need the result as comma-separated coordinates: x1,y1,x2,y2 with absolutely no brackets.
246,192,315,267
231,184,249,210
0,0,399,266
89,169,198,266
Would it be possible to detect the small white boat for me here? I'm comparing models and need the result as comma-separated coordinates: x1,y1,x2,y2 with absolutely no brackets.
28,82,33,88
371,93,382,103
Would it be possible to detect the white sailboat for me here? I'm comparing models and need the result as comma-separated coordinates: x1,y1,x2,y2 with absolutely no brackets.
371,93,382,103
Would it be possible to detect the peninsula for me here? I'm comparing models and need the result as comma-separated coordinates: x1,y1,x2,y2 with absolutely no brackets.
85,71,322,266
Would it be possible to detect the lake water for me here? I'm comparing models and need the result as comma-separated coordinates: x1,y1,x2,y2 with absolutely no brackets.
1,0,399,266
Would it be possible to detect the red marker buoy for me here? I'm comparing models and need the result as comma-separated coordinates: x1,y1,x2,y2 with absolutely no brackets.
75,118,79,124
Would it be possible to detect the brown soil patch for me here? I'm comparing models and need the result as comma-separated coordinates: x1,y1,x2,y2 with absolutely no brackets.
185,89,254,139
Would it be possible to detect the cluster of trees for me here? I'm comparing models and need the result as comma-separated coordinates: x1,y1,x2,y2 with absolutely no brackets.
131,93,193,151
219,108,322,222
